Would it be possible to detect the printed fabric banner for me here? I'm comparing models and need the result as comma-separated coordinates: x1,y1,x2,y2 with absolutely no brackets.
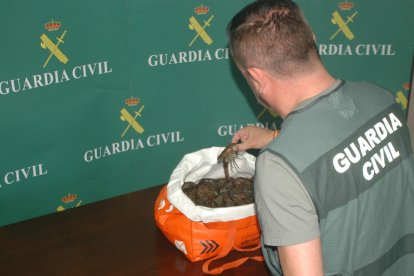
0,0,412,226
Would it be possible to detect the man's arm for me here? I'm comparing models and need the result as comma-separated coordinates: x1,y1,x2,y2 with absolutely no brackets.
278,237,324,276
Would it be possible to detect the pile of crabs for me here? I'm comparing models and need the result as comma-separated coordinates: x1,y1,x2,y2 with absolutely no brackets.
182,144,254,208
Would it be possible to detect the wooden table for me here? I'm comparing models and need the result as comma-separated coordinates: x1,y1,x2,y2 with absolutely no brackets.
0,185,269,275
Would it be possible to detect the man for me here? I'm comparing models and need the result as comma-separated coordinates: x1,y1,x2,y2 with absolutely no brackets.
228,0,414,275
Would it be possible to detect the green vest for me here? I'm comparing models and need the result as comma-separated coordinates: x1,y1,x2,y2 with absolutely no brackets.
261,81,414,275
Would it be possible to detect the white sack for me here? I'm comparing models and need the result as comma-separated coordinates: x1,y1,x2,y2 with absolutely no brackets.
167,147,256,223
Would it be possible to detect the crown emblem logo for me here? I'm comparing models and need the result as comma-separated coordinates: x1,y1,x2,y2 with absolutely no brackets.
188,6,214,47
61,193,77,204
44,19,61,32
395,83,410,110
40,19,68,68
194,5,209,15
57,193,82,211
120,97,145,137
125,97,140,106
339,1,354,10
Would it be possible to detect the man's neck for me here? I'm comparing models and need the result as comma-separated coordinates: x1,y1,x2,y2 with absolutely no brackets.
270,67,336,118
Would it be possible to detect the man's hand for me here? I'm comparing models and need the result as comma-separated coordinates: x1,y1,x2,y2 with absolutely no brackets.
231,126,278,152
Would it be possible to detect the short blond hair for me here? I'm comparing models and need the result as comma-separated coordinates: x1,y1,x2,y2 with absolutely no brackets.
228,0,320,76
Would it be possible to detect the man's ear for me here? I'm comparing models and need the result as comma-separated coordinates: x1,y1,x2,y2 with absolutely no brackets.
246,67,267,92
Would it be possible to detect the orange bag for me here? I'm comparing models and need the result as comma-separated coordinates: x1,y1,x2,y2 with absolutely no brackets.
154,147,264,274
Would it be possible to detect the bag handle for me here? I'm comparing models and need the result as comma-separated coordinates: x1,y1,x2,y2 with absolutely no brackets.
202,228,264,275
233,242,261,252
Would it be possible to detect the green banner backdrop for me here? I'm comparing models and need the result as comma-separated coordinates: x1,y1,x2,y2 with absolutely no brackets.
0,0,413,226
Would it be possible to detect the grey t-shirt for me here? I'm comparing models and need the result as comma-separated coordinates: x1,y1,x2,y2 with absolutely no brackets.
255,151,319,246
